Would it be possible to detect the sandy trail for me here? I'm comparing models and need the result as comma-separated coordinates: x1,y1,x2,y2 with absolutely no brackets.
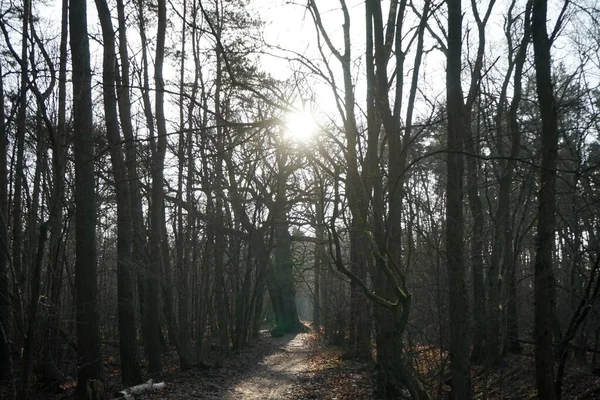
221,333,313,399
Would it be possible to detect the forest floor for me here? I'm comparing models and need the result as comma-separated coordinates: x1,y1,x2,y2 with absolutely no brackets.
3,331,600,399
126,330,376,400
0,328,376,399
117,336,600,399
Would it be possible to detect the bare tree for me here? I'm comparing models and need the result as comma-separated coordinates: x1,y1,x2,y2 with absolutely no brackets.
10,0,29,335
115,0,151,364
175,0,192,369
307,0,371,361
532,0,561,397
70,0,103,395
44,0,69,390
147,0,168,374
0,50,11,384
446,0,472,396
95,0,143,386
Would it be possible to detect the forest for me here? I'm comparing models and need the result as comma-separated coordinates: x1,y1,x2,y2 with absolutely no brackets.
0,0,599,398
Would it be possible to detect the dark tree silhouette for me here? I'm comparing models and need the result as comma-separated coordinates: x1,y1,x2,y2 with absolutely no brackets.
70,0,103,395
532,0,561,397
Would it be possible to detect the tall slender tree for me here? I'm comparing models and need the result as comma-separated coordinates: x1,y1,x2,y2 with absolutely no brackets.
175,0,192,369
44,0,69,390
461,0,496,363
532,0,560,396
446,0,472,395
307,0,371,361
147,0,168,374
0,53,11,383
95,0,143,386
212,1,229,355
115,0,151,363
11,0,29,332
70,0,103,395
269,149,303,334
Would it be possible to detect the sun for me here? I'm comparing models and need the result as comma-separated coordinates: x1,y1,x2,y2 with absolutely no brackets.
285,109,318,143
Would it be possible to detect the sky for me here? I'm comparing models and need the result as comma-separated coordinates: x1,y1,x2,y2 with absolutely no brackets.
32,0,599,130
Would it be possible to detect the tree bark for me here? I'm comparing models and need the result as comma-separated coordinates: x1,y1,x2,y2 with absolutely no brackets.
175,0,191,368
213,7,229,355
313,189,325,329
269,151,302,335
133,0,156,363
18,223,48,399
308,0,372,359
95,0,142,386
115,0,151,365
446,0,472,396
70,0,103,394
532,0,559,396
147,0,168,374
44,0,69,389
11,0,29,335
460,0,496,363
161,210,178,350
0,53,11,382
502,19,530,354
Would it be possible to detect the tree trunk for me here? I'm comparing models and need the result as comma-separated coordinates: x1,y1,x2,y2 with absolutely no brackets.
308,0,371,360
18,223,48,399
146,0,168,375
161,211,178,350
12,0,29,336
461,0,496,364
501,4,531,355
134,0,157,364
270,218,302,334
213,15,229,356
95,0,142,386
0,54,11,382
532,0,559,396
268,151,302,335
313,194,325,329
446,0,472,396
44,0,69,389
175,0,191,367
115,0,150,365
70,0,103,394
464,121,488,363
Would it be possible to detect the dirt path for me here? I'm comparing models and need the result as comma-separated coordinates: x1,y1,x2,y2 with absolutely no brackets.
221,333,313,399
141,332,317,399
80,330,378,399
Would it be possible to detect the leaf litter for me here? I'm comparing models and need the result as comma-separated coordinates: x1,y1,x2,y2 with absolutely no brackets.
133,331,375,399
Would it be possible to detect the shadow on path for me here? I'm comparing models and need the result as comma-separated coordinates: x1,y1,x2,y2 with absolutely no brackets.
221,333,313,399
147,332,315,399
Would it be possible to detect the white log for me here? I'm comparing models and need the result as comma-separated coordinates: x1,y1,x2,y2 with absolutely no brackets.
118,379,166,398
